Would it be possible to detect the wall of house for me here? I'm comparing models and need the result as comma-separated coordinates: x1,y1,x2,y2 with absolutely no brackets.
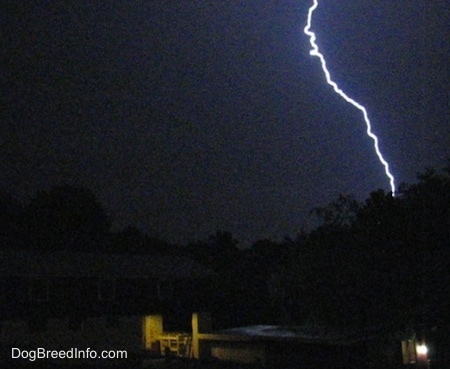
0,315,143,353
142,315,163,350
191,312,266,365
210,341,266,365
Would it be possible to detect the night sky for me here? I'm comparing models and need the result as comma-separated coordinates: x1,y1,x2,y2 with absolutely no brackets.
2,1,449,244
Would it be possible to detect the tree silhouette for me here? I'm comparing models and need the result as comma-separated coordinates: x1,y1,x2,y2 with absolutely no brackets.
276,164,450,331
23,185,110,251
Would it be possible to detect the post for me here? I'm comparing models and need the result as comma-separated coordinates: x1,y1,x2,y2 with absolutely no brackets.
191,312,212,359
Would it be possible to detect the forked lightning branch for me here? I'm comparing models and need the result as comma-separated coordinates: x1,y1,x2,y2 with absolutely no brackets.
304,0,396,195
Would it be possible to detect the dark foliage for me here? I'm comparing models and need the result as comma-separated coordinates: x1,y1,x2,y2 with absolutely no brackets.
2,163,449,337
276,165,450,334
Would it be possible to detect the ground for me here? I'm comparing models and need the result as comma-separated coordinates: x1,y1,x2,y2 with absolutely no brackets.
2,357,261,369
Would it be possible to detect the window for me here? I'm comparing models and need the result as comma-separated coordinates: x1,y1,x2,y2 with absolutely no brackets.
402,339,418,364
97,279,116,302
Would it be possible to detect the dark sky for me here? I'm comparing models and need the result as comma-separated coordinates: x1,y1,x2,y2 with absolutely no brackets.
2,0,449,244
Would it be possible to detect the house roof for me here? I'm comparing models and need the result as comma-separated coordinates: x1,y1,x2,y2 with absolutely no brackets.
0,249,210,280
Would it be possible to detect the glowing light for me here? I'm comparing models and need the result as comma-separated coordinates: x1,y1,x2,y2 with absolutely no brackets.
304,0,396,195
416,343,428,356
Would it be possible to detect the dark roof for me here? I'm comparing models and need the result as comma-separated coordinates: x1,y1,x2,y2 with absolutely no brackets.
0,249,210,279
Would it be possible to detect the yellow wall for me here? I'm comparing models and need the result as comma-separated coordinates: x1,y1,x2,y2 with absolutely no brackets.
142,315,163,350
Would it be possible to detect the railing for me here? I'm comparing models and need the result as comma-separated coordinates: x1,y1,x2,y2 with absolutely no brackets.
158,332,192,357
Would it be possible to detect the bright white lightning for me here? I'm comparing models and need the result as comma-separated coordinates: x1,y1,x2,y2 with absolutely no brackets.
304,0,396,195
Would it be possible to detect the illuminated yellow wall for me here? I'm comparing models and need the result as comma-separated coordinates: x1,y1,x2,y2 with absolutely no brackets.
142,315,163,350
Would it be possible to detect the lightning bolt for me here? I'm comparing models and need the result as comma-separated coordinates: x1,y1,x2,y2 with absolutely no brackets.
304,0,396,195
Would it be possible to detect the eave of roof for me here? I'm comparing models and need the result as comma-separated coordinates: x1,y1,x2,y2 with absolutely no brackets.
0,249,211,279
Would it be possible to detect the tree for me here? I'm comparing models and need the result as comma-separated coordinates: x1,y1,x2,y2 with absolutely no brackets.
276,163,450,329
109,225,174,254
396,166,450,329
189,230,239,269
23,185,110,251
310,193,360,232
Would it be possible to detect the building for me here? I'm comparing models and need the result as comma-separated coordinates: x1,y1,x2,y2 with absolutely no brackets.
190,313,405,369
140,312,406,368
0,249,210,360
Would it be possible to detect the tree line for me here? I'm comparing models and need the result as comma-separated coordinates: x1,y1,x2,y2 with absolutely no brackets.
1,163,449,334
